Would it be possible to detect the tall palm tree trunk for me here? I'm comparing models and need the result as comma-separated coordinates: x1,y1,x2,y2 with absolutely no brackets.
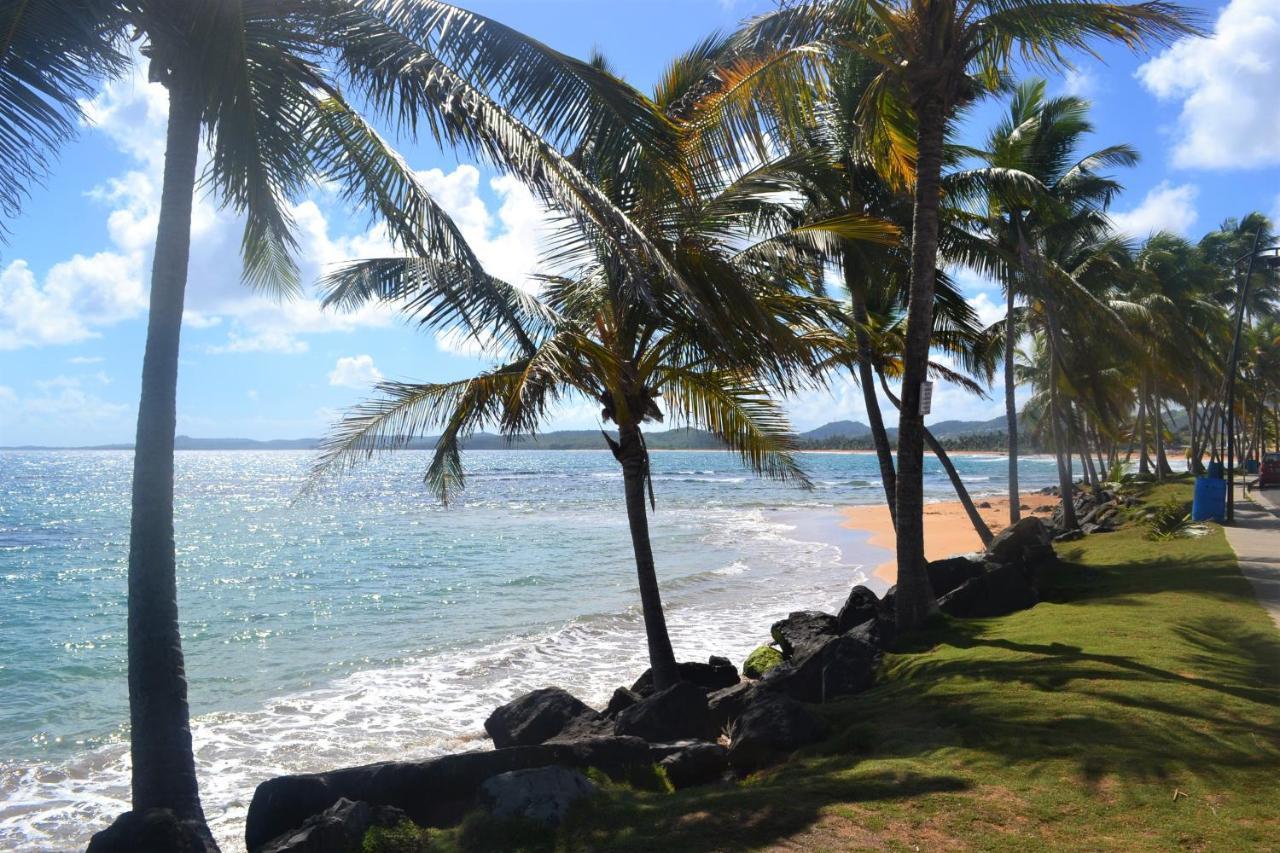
127,69,207,822
1153,378,1171,478
1004,282,1020,524
1045,310,1078,530
617,423,679,691
879,373,992,545
1137,380,1151,475
893,97,946,630
844,253,896,524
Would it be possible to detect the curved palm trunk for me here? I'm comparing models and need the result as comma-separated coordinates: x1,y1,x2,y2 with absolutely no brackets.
1004,282,1020,524
617,423,679,691
126,71,207,823
879,372,992,545
1044,310,1078,530
1153,377,1171,479
1137,380,1151,475
893,97,945,630
844,252,896,524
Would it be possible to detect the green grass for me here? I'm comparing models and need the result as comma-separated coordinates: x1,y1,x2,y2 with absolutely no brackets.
370,478,1280,851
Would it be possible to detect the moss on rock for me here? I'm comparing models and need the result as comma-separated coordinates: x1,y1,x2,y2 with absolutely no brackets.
742,645,783,678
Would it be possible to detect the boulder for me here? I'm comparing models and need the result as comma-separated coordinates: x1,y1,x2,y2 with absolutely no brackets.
87,809,220,853
707,680,757,732
925,556,987,599
727,694,826,774
759,631,879,704
604,686,641,718
878,585,897,624
478,766,595,827
258,798,407,853
742,645,783,679
484,687,600,748
770,611,839,658
836,585,880,632
630,656,739,696
658,742,730,789
937,562,1037,619
986,516,1053,565
245,737,649,851
1053,529,1084,543
614,682,716,742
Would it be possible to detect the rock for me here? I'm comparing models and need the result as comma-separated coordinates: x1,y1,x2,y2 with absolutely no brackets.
1081,522,1100,535
986,516,1053,565
759,632,879,703
548,713,616,742
244,737,649,850
836,585,880,632
770,611,839,659
925,556,987,599
878,585,897,624
88,809,220,853
707,680,757,732
484,687,600,748
258,798,407,853
630,657,739,696
727,694,826,773
937,562,1037,619
604,686,641,718
742,645,783,679
658,741,730,789
1054,529,1084,543
978,501,992,508
614,682,716,742
478,766,595,827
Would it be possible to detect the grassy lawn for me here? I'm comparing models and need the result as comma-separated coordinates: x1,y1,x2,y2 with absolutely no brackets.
373,480,1280,852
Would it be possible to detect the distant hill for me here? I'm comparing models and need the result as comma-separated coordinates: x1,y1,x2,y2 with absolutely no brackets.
798,420,871,440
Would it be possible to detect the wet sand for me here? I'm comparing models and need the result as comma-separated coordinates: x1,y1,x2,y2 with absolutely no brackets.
842,494,1056,584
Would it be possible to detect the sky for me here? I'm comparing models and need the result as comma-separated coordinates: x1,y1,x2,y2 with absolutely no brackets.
1,0,1278,447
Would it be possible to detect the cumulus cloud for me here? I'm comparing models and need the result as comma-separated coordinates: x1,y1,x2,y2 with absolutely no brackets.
1108,181,1199,238
0,253,146,350
328,355,384,388
1137,0,1280,169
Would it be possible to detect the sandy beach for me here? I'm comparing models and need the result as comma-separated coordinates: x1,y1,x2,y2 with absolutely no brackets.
842,494,1057,584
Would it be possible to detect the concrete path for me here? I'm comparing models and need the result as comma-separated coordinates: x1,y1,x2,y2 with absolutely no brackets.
1225,487,1280,631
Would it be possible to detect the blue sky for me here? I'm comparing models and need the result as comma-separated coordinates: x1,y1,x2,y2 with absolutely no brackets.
1,0,1278,446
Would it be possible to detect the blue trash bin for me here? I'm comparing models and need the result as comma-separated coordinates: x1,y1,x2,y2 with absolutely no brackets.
1206,461,1224,479
1192,477,1227,523
1246,458,1260,475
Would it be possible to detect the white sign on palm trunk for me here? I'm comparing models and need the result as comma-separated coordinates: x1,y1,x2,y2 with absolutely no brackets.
919,381,934,416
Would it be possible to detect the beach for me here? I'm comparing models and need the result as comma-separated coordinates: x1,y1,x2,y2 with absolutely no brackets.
842,493,1057,583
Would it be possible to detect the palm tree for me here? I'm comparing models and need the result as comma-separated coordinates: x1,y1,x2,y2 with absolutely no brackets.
7,2,691,844
743,0,1197,628
309,38,893,692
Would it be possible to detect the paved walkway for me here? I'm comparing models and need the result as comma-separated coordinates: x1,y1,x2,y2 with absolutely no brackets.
1225,486,1280,631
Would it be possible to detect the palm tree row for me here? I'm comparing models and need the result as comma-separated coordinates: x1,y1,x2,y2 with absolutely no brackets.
3,0,1219,847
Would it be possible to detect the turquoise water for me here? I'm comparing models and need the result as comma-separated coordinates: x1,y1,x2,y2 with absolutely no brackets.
0,449,1059,849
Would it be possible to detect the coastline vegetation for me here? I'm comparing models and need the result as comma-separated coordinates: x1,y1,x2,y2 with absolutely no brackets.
6,0,1280,850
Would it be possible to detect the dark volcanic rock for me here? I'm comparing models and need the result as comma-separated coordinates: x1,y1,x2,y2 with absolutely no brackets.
614,682,716,742
484,687,600,748
245,737,649,851
937,562,1037,618
727,694,826,773
604,686,641,718
925,556,987,598
707,680,757,732
759,631,879,703
630,657,739,696
88,809,220,853
658,741,730,789
986,516,1054,565
770,610,840,658
836,585,880,632
878,585,898,624
478,766,595,827
258,798,407,853
1054,529,1084,543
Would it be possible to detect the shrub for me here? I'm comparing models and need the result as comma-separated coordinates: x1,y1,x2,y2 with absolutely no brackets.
1145,498,1194,540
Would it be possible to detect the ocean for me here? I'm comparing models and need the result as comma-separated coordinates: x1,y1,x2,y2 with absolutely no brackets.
0,448,1060,850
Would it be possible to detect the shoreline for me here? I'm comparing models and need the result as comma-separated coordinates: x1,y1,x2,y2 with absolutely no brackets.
841,494,1057,584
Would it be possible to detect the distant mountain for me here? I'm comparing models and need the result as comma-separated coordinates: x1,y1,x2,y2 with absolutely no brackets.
2,429,725,452
799,420,871,440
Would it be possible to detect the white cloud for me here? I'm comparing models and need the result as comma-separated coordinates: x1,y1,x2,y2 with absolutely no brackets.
968,292,1006,328
0,380,131,445
1060,68,1097,98
68,355,104,365
1108,181,1199,238
328,354,384,388
0,253,146,350
1137,0,1280,169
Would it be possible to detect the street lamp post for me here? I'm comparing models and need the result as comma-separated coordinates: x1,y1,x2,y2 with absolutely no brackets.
1225,231,1280,523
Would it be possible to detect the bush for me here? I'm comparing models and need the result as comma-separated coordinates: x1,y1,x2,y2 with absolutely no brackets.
1145,498,1194,540
742,645,783,678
